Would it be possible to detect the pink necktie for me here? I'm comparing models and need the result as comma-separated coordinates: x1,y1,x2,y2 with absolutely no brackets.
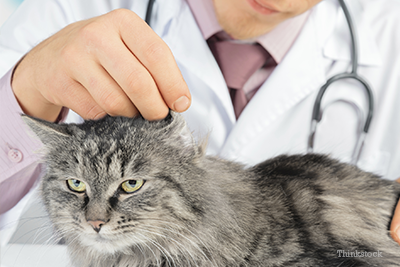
208,36,272,118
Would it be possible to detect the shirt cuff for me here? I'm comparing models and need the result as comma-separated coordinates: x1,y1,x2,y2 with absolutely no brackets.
0,67,47,183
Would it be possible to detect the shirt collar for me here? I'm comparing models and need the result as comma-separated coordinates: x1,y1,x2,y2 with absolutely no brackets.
186,0,310,63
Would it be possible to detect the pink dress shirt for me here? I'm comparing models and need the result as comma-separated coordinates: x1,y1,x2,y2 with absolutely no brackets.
0,68,43,214
0,0,310,214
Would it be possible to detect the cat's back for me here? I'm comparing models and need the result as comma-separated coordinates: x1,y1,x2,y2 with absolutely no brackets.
246,154,400,266
251,153,400,202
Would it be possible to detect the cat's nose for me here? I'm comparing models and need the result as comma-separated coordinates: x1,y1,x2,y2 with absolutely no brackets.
87,220,106,233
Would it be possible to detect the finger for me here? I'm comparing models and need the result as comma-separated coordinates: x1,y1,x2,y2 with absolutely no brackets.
390,203,400,244
114,10,191,112
57,81,107,120
97,35,169,120
72,61,139,118
390,178,400,244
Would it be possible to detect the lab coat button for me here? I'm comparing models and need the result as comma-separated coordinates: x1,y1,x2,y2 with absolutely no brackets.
8,149,23,163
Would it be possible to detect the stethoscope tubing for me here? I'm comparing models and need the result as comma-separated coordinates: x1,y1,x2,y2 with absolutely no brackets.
340,0,358,74
145,0,155,25
308,0,374,164
311,72,374,134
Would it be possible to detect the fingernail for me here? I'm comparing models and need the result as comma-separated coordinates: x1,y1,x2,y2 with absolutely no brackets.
173,96,190,112
391,227,400,243
395,227,400,243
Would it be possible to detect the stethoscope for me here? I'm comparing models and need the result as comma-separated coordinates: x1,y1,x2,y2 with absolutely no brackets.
307,0,374,165
144,0,374,165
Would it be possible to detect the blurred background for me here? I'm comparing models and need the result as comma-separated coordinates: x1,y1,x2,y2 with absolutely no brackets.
0,0,23,27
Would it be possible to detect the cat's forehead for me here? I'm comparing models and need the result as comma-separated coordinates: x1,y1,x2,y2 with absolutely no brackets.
49,139,139,189
28,112,194,181
70,115,172,145
61,118,145,153
51,122,160,180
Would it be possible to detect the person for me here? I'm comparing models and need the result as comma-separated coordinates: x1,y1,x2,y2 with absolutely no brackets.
1,0,400,245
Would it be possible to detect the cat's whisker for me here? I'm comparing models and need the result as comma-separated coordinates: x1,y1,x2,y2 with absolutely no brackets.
140,234,175,267
7,217,73,246
30,221,56,245
132,234,161,267
132,240,145,259
2,214,72,226
138,226,194,267
42,235,62,247
0,215,73,245
4,224,52,249
141,224,212,267
61,233,84,258
135,232,176,267
133,236,157,266
44,228,71,245
0,215,54,231
3,225,59,267
141,218,216,266
29,241,63,267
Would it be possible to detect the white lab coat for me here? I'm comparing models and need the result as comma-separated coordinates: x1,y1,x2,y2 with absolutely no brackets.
0,0,400,184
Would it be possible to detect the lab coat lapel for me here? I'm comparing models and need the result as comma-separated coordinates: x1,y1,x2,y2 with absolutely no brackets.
220,2,332,159
157,0,236,124
323,0,381,67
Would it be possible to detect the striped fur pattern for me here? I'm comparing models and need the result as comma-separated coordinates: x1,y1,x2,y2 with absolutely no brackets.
23,112,400,267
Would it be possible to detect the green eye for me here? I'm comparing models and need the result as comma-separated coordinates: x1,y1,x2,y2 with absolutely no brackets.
67,179,86,193
121,180,145,193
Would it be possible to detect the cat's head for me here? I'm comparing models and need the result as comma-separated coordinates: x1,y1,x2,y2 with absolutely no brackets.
22,112,210,255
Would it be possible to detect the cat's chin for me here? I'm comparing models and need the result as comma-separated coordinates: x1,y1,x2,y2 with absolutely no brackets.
78,234,133,254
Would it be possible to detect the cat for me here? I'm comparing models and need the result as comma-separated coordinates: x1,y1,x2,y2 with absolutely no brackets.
22,111,400,267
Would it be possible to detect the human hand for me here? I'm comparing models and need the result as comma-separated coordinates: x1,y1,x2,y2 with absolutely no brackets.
12,9,190,122
390,178,400,245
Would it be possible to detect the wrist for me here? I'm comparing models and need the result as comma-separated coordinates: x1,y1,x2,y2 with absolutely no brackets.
11,59,62,122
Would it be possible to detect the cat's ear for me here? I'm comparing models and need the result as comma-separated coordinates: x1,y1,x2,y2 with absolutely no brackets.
21,115,71,145
169,112,205,158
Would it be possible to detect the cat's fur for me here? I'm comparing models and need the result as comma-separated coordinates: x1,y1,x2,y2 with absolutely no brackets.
23,112,400,267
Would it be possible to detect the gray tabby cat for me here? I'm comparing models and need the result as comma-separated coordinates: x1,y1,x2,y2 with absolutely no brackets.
23,112,400,267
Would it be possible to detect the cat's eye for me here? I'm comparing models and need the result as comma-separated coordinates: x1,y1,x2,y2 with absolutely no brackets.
121,179,145,193
67,179,86,193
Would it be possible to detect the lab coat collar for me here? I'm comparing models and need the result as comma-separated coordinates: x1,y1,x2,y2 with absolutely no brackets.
157,0,236,123
322,0,382,67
